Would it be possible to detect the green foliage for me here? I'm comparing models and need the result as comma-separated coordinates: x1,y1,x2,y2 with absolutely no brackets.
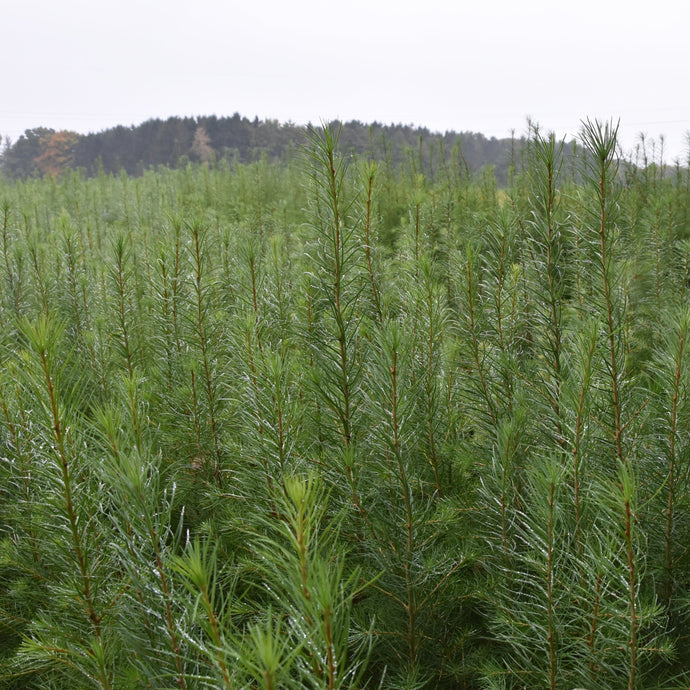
1,120,690,689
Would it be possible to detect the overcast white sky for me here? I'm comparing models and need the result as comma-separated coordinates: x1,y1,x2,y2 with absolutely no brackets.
3,0,689,161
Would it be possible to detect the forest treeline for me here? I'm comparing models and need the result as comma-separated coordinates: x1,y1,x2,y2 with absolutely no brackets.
0,113,539,183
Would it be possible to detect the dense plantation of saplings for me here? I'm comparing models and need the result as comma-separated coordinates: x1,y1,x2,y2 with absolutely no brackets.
1,121,690,689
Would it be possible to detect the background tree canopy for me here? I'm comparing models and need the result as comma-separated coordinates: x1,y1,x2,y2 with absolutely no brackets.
0,114,540,184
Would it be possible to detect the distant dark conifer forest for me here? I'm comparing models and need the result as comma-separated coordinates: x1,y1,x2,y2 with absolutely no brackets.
0,113,546,183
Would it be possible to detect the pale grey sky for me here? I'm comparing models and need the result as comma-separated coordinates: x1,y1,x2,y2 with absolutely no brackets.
3,0,689,161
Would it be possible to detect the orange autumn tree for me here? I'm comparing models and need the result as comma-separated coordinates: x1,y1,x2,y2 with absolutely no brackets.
35,130,81,176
